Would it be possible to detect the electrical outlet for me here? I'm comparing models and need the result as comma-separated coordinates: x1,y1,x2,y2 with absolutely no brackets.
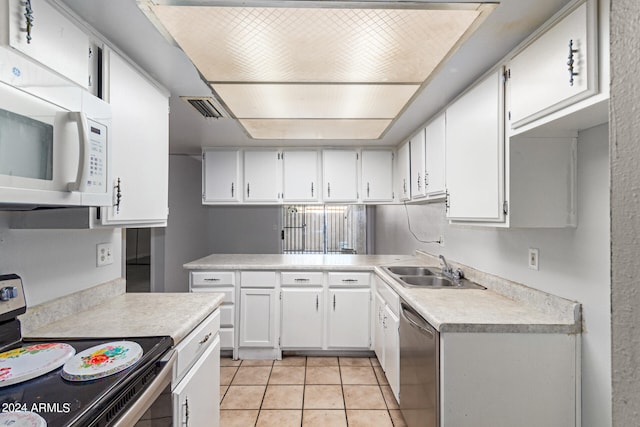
97,243,114,267
528,248,539,270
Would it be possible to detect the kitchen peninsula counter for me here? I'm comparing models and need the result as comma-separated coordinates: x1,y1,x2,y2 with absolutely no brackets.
184,252,580,334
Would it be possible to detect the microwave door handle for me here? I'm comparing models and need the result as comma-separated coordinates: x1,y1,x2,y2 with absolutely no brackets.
66,112,90,192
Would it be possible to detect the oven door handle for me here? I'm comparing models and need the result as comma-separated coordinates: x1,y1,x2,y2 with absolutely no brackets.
112,349,177,427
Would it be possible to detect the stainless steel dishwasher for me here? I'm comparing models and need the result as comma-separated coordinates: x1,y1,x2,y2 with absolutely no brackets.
400,300,439,427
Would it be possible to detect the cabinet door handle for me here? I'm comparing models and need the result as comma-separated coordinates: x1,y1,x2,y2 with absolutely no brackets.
425,172,429,187
114,178,122,213
247,183,250,198
311,182,314,197
417,173,421,190
567,39,579,86
403,178,407,194
231,182,234,198
367,182,370,197
183,396,190,426
316,295,319,311
333,294,336,310
383,315,387,329
327,182,331,198
24,0,34,44
199,332,212,345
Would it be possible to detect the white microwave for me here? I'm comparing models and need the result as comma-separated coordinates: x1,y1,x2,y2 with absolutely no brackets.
0,80,111,208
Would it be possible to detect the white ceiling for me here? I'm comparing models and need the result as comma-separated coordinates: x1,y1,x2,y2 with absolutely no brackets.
59,0,572,154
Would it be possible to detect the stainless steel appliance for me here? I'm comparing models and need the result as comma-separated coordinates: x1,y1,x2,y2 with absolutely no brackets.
0,48,111,208
0,274,174,426
400,300,439,427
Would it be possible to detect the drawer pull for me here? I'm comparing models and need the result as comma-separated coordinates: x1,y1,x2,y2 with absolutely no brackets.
294,278,310,282
341,279,358,283
199,332,212,345
204,278,220,282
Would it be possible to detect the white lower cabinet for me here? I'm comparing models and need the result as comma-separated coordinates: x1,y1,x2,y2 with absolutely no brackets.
171,309,221,427
173,335,220,427
374,292,386,366
374,277,400,401
440,332,578,427
327,288,370,349
239,288,276,347
280,288,323,348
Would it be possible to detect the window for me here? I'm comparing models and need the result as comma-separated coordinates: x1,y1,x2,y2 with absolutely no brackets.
282,205,367,254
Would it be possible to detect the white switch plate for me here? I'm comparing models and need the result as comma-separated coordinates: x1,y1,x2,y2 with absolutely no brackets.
528,248,539,270
97,243,114,267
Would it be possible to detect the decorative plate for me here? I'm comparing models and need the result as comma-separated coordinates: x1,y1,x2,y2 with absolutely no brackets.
0,411,47,427
0,343,76,387
61,341,143,382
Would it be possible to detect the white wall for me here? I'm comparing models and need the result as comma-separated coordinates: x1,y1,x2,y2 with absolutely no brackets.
0,214,122,306
375,123,611,427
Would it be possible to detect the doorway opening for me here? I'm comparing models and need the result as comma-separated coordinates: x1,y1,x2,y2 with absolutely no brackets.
126,228,151,292
281,205,367,254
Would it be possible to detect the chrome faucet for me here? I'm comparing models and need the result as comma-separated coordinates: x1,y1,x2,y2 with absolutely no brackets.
439,255,464,280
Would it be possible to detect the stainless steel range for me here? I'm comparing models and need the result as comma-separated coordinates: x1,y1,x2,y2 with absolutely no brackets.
0,274,174,426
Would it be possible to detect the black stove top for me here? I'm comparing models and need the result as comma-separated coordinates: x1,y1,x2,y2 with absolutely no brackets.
1,336,173,427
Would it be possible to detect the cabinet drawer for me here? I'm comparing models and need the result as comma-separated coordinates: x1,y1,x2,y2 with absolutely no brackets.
220,305,234,327
174,309,220,384
376,279,400,317
191,287,235,304
240,271,277,288
220,327,234,349
191,271,235,286
328,272,370,287
281,272,324,286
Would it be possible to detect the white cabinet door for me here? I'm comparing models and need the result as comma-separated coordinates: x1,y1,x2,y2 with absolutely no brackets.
508,1,596,128
282,150,319,202
239,288,276,347
323,150,358,202
424,113,446,198
102,51,169,226
361,150,394,202
446,70,505,222
244,150,280,202
281,288,323,348
203,150,240,203
5,0,89,88
410,130,427,200
173,335,220,427
383,305,400,401
396,142,411,201
374,292,386,366
327,288,370,348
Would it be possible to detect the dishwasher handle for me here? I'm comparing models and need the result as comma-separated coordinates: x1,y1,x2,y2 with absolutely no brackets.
401,303,435,339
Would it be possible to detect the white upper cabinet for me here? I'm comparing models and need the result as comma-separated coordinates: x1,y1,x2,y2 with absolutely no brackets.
243,150,281,202
424,113,447,198
410,130,427,200
101,50,169,226
2,0,90,88
446,70,505,223
203,149,241,203
282,150,319,202
322,150,358,202
396,142,411,202
507,0,598,128
361,150,394,203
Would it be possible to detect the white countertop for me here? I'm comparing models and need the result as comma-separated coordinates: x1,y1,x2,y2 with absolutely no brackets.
24,292,224,344
184,252,580,334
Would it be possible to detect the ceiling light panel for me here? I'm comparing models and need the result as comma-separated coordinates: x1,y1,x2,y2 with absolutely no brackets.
240,119,391,140
212,84,419,119
150,6,481,83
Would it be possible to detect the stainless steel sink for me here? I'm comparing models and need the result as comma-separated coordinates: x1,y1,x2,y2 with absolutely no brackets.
383,266,486,290
384,266,435,276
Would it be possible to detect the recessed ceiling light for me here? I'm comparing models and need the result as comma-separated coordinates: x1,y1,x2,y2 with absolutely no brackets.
140,1,494,140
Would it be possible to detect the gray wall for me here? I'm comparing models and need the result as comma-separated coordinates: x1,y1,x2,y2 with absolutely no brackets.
610,0,640,423
0,214,122,306
375,123,610,427
161,155,281,292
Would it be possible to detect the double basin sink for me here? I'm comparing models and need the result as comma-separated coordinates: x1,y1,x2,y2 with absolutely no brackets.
383,266,486,290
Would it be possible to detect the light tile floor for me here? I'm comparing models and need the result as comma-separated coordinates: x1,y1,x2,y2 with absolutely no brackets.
220,356,407,427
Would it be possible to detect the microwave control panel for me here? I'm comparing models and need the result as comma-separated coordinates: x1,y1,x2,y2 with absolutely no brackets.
86,120,107,193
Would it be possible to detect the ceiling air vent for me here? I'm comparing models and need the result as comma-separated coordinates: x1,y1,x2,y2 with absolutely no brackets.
180,96,224,119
